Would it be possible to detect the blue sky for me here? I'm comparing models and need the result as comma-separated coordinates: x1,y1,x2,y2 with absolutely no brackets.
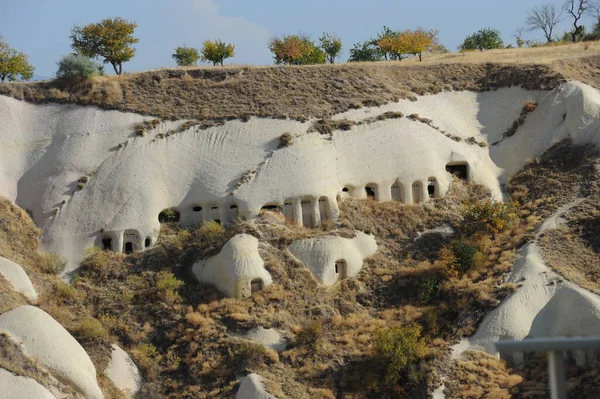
1,0,597,77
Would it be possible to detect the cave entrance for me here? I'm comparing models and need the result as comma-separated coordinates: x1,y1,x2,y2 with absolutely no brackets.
335,259,348,280
365,185,376,200
446,163,469,180
102,238,113,251
124,242,133,254
251,278,264,293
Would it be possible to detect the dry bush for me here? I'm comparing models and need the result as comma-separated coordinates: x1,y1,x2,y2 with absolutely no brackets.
279,132,293,148
39,252,67,274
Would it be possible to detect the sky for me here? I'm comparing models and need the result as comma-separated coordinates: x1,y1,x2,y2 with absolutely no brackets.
1,0,598,78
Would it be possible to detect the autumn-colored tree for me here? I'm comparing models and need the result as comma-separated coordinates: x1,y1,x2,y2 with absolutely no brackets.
398,28,438,61
172,46,200,66
70,17,138,75
0,37,34,82
319,32,343,64
201,40,235,66
268,34,325,65
377,35,406,61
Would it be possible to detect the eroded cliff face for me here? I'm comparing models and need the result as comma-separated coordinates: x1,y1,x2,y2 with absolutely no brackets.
1,80,599,271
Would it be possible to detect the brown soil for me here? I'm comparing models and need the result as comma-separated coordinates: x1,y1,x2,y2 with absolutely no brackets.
0,61,565,123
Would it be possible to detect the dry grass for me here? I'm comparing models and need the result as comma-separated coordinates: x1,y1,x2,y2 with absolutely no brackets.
508,139,600,292
0,57,568,123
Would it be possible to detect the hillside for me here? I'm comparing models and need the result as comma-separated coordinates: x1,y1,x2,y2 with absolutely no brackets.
1,46,600,399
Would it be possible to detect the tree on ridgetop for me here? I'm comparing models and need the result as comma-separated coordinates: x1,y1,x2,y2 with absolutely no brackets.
526,4,564,43
375,26,401,60
0,37,34,82
348,40,383,62
401,28,439,61
70,17,138,75
319,32,343,64
459,28,504,51
201,40,235,66
564,0,590,42
172,46,200,66
268,34,326,65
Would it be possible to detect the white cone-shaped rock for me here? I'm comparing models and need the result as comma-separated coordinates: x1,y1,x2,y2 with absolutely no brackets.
0,305,103,399
288,231,377,286
0,256,38,302
236,373,279,399
192,234,272,298
0,368,57,399
235,327,287,352
105,344,142,398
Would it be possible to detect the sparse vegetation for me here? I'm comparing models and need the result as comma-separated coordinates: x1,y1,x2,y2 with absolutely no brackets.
56,53,103,80
172,46,200,66
319,32,343,64
460,28,504,51
70,17,138,75
269,34,326,65
0,36,34,82
201,40,235,66
40,253,67,274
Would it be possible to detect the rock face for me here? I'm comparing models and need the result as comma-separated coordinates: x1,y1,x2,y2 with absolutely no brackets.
105,344,142,398
0,368,57,399
192,234,272,298
236,373,279,399
0,305,103,399
5,82,596,270
288,231,377,286
0,256,38,302
455,202,600,359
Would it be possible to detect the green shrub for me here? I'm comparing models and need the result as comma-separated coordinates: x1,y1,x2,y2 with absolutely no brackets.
155,271,184,294
373,323,427,385
450,241,480,274
295,321,322,352
40,253,67,274
172,46,200,66
417,277,439,303
56,53,103,80
198,220,224,240
77,317,108,340
462,199,519,237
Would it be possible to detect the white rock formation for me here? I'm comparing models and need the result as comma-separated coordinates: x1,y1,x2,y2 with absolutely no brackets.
288,231,377,286
0,368,57,399
0,256,38,302
233,327,287,352
105,344,142,398
236,373,279,399
0,305,103,399
455,200,600,358
1,81,600,270
192,234,272,298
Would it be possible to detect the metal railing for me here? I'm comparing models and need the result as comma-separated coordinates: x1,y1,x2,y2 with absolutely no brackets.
495,337,600,399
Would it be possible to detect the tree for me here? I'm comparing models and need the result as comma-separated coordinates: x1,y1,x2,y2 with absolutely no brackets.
459,28,504,51
0,37,34,82
200,40,235,66
526,4,564,42
70,17,138,75
56,53,103,80
348,41,382,62
319,32,343,64
268,34,325,65
375,26,401,60
564,0,590,42
373,323,428,385
172,46,200,66
400,28,439,61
